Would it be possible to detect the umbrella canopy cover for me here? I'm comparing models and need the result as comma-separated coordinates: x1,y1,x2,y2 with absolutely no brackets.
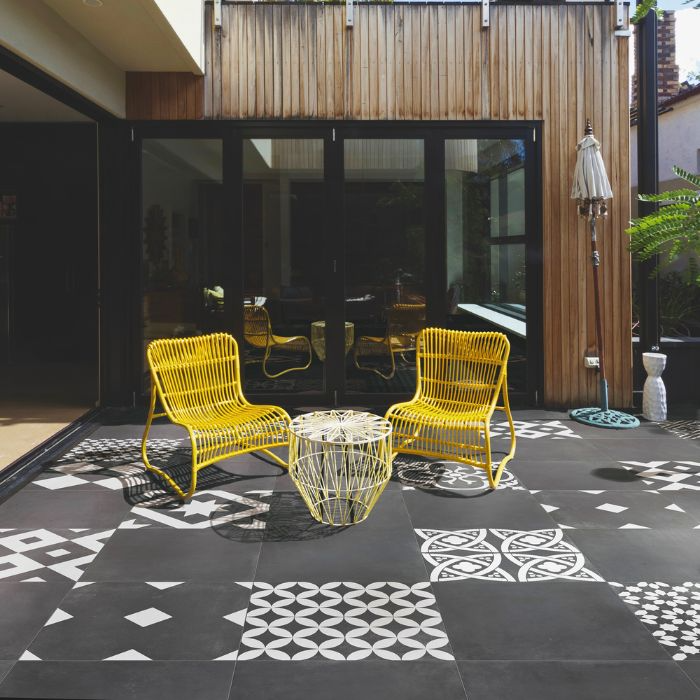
571,133,613,202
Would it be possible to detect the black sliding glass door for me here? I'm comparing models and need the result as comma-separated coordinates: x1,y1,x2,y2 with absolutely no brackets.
138,124,540,407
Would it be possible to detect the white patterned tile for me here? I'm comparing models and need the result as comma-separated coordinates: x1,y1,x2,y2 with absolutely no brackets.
619,461,700,491
490,420,582,441
238,581,454,661
612,581,700,661
415,528,603,583
395,461,523,492
0,529,114,582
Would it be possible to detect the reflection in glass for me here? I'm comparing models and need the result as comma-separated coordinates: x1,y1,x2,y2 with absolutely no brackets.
445,139,527,393
344,139,425,393
141,139,224,386
242,139,324,393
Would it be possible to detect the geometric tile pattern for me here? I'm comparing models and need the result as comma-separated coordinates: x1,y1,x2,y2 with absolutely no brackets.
657,419,700,440
611,581,700,661
490,420,582,441
533,490,700,529
238,582,454,661
415,528,603,583
122,490,270,530
0,529,114,582
395,461,523,492
618,461,700,492
24,581,251,661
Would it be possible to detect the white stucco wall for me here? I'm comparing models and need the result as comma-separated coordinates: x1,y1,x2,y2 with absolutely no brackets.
631,91,700,190
0,0,124,117
153,0,205,74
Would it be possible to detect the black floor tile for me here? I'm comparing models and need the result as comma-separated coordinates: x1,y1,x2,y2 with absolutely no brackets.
229,660,468,700
433,581,666,660
27,582,250,661
533,490,700,529
0,665,11,687
511,459,653,491
681,660,700,691
254,491,428,584
506,434,601,462
0,490,130,529
0,661,236,700
0,583,72,660
403,488,556,530
83,528,261,582
567,530,700,583
457,661,700,699
591,437,700,462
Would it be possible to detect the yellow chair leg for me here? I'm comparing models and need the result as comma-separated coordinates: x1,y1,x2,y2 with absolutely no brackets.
141,389,197,501
259,448,289,469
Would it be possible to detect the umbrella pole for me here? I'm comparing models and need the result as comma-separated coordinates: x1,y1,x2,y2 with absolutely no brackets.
589,213,609,412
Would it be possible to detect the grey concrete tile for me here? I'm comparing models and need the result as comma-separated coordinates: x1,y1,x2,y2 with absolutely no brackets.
433,581,667,660
0,661,235,699
458,661,700,699
567,530,700,584
229,660,468,699
0,582,72,660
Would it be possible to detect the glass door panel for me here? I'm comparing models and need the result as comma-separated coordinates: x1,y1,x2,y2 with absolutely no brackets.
141,139,224,388
242,138,325,395
344,139,425,395
445,138,528,393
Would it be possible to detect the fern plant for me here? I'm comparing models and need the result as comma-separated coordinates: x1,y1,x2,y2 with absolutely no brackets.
627,166,700,285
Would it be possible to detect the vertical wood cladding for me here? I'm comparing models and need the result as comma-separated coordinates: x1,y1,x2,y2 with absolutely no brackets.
126,72,204,120
138,3,633,408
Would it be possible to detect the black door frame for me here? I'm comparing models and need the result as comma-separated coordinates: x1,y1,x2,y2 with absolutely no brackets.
131,120,542,409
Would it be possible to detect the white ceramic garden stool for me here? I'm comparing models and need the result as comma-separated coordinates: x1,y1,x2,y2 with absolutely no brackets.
642,352,667,422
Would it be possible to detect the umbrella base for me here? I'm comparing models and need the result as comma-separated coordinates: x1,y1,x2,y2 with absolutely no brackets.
570,407,640,429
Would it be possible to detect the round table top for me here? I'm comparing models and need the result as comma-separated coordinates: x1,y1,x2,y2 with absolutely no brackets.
289,410,391,445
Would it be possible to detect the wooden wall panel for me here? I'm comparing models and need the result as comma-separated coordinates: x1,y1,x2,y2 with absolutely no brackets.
159,3,630,408
126,72,203,120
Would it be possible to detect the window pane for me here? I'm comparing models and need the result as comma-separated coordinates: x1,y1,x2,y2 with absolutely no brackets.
344,138,425,395
445,138,527,393
141,139,223,385
242,138,324,394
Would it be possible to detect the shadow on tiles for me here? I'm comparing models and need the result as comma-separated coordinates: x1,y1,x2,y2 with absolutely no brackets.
211,491,348,544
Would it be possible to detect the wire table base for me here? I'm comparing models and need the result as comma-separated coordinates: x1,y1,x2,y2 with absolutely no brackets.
288,410,393,526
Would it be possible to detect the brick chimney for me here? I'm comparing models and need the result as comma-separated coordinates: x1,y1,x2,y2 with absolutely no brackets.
631,10,680,107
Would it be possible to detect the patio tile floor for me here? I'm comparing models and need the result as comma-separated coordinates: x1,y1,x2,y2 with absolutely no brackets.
0,410,698,698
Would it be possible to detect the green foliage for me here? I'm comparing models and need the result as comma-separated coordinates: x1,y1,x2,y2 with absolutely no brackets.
631,0,664,24
627,166,700,285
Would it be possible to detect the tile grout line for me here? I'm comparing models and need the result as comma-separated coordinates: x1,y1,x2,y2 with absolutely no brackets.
397,465,469,698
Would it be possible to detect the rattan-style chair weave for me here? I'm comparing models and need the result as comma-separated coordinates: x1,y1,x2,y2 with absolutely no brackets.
142,333,290,500
385,328,516,489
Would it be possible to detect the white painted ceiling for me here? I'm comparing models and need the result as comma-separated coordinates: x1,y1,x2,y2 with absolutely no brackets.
0,69,92,122
42,0,199,73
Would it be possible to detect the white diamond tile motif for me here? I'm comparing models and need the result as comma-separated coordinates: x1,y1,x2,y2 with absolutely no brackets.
415,528,603,583
44,609,73,626
612,581,700,661
124,607,172,628
238,582,454,661
619,461,700,491
596,503,628,514
34,475,90,490
104,649,152,661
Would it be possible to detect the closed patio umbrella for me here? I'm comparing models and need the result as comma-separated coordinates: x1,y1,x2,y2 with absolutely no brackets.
570,120,639,429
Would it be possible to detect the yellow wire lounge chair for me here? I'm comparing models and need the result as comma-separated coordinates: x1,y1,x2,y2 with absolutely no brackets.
142,332,290,500
353,303,426,380
243,305,312,379
385,328,516,489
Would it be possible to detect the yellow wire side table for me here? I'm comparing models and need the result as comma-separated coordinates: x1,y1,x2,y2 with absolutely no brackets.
288,410,393,526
